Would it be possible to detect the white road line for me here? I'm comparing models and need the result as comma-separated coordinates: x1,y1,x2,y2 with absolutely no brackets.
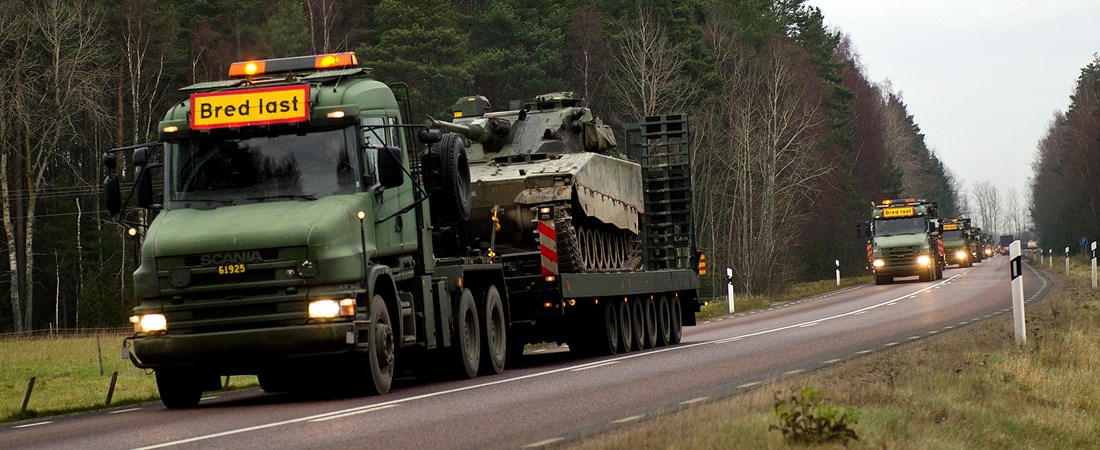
13,421,52,429
783,369,805,375
737,381,762,388
853,311,867,315
927,331,939,335
885,342,898,347
907,336,921,340
612,415,645,424
109,408,143,414
307,404,397,422
798,322,818,328
822,359,842,364
856,350,872,355
681,397,709,405
200,396,218,401
523,438,564,448
571,361,619,372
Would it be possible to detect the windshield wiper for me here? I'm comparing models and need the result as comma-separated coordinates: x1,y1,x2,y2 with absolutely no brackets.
187,198,235,206
245,194,317,202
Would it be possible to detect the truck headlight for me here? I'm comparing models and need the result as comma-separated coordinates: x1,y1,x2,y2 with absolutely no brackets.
917,255,931,267
308,298,356,319
130,314,167,333
955,250,968,260
872,259,885,268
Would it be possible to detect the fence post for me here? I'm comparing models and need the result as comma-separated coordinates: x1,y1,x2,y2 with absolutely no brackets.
105,371,119,406
21,377,36,414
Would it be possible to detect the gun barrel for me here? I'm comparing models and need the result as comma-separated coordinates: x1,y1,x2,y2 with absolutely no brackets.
425,118,484,141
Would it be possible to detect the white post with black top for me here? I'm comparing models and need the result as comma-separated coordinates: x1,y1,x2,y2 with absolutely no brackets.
726,268,735,314
1092,241,1097,289
835,259,840,286
1010,240,1026,346
1065,246,1070,276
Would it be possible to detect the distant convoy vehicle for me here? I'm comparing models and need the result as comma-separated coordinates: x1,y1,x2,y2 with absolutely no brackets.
862,198,946,284
941,218,978,267
103,52,702,408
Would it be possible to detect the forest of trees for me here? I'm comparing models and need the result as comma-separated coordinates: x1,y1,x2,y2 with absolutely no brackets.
0,0,960,333
1031,54,1100,253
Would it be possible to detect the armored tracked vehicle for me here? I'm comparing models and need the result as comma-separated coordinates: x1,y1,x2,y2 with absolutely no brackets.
426,93,642,273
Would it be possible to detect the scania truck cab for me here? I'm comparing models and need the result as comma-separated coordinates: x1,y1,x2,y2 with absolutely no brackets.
865,198,944,285
941,218,974,268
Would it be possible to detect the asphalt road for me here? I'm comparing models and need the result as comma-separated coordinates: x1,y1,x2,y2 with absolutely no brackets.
1,258,1050,449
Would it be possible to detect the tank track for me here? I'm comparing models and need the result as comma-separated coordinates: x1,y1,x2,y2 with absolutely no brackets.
554,204,641,273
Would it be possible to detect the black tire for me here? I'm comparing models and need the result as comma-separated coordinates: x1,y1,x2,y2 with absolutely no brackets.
453,288,481,379
630,298,645,351
643,297,657,349
655,294,671,347
365,294,395,395
874,275,892,285
156,370,203,409
599,299,620,355
479,286,507,375
618,300,633,353
423,133,471,227
669,295,683,345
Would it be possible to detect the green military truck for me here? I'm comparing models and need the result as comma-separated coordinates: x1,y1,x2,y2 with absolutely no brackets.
941,218,976,268
103,53,700,408
862,198,945,285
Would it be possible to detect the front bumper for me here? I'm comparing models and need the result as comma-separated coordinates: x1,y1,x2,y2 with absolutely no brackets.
129,322,355,371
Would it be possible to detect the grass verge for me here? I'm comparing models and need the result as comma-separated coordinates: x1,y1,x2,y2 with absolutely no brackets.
571,264,1100,449
0,333,256,422
697,276,872,322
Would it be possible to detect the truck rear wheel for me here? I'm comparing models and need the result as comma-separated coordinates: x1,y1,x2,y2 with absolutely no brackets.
479,286,507,375
630,298,645,351
453,288,481,379
655,294,671,347
364,294,395,395
156,370,205,409
669,295,683,345
643,297,658,349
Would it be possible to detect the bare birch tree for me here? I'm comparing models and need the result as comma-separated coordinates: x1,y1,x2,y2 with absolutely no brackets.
1,0,110,332
607,4,696,120
972,180,1002,235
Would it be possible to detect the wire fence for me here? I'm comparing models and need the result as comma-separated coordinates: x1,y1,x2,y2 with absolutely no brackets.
0,327,129,340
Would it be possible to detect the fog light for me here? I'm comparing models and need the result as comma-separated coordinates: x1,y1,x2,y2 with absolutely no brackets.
132,314,166,333
916,255,931,267
872,259,885,268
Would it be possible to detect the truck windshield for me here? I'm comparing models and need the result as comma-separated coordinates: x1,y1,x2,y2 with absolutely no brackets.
873,217,926,236
166,127,358,209
943,230,964,240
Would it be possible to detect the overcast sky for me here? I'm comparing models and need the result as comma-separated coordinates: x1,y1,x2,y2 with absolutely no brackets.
806,0,1100,213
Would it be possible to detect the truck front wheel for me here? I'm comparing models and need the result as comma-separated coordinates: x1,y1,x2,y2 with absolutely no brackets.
365,294,395,395
156,370,206,409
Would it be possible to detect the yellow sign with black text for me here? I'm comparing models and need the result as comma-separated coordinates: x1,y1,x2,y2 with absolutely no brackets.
943,223,959,231
883,206,915,218
190,85,309,130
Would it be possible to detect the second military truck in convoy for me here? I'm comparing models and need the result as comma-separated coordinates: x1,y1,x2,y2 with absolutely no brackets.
103,52,701,408
863,198,945,284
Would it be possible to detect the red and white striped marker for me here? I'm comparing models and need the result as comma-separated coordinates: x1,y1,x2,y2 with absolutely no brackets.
539,218,558,278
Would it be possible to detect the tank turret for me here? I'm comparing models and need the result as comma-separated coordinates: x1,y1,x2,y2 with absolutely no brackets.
426,93,640,273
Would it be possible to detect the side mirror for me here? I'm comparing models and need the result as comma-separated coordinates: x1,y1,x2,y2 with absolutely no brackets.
132,147,154,208
378,146,405,189
418,129,442,144
103,174,121,216
133,147,148,167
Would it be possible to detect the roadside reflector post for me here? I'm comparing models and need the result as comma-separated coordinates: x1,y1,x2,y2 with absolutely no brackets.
1065,246,1070,276
726,268,735,314
1010,240,1026,346
835,259,841,286
1092,242,1097,289
1048,249,1052,269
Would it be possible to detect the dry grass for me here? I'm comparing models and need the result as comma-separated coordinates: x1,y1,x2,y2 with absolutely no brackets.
572,265,1100,449
697,276,873,321
0,333,255,422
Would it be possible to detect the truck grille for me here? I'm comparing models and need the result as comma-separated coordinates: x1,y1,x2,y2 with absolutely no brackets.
882,245,921,261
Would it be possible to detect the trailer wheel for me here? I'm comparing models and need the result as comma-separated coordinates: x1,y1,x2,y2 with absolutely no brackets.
423,133,471,227
155,370,205,409
669,295,683,345
618,300,633,353
599,299,620,355
479,286,507,375
453,288,481,379
630,298,645,351
363,294,395,394
643,297,658,349
655,294,671,347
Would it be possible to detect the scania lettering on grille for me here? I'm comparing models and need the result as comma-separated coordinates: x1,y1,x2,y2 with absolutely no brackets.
199,251,263,266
